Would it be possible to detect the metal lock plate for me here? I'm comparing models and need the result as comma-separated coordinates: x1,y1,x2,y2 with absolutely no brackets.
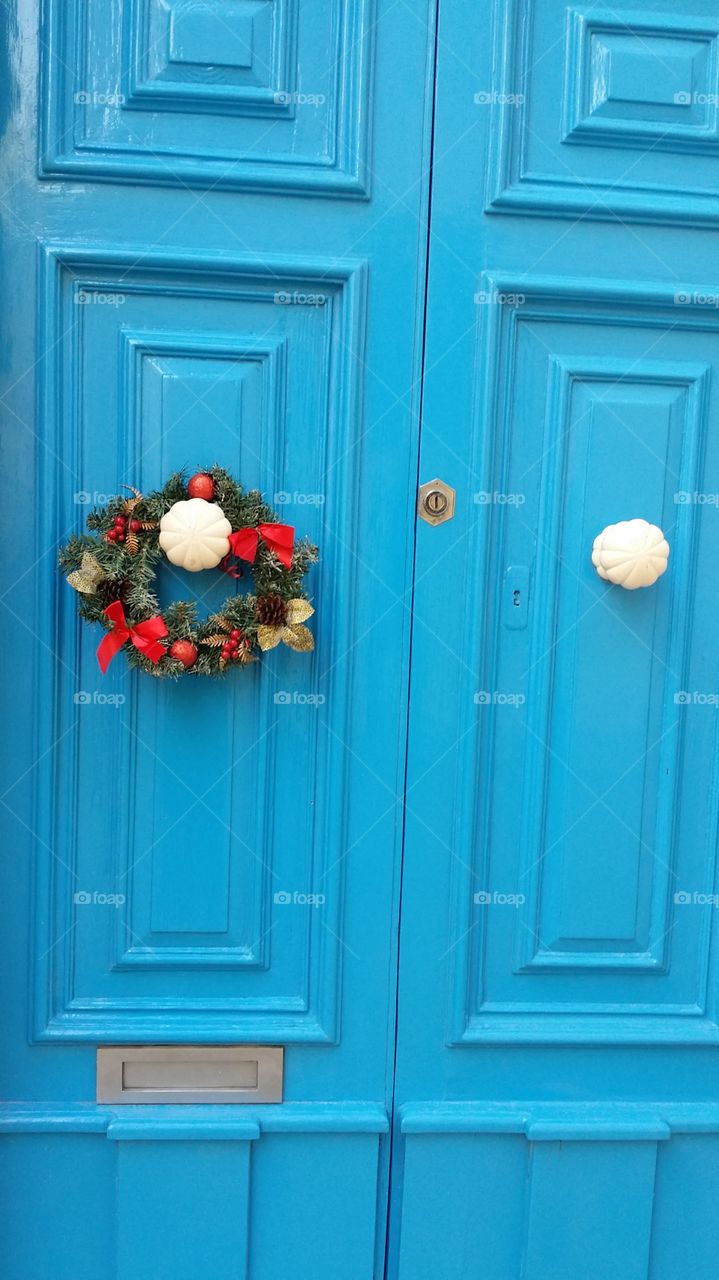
418,478,456,525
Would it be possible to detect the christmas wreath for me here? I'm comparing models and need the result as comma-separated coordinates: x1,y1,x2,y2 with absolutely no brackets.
59,468,318,677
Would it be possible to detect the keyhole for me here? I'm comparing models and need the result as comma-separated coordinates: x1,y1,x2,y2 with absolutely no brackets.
513,589,521,607
425,489,448,516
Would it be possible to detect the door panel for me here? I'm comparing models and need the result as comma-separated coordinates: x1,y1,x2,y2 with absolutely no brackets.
490,0,719,226
42,0,372,194
34,246,366,1046
394,1,719,1277
443,282,719,1047
0,1,435,1275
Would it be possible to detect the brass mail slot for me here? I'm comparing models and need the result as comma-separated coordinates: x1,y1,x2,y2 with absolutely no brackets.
96,1045,283,1104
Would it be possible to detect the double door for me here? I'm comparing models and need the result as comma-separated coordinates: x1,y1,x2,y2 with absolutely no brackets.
3,2,719,1277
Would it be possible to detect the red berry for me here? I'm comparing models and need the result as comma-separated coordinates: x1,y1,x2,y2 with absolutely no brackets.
230,629,240,640
169,639,198,669
117,532,125,542
130,519,141,532
188,472,215,501
106,529,117,542
114,515,126,527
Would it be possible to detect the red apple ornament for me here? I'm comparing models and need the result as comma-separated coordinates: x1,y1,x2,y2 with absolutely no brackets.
169,639,198,669
187,472,215,501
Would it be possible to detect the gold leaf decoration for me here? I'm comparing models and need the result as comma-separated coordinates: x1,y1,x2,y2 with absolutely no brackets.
283,623,315,652
67,552,104,595
286,598,314,625
256,600,315,652
256,624,283,651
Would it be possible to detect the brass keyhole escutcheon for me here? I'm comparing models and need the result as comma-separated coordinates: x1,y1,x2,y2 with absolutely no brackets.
418,478,456,526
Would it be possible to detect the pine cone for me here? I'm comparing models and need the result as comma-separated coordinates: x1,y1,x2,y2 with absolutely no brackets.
255,593,288,626
99,577,132,605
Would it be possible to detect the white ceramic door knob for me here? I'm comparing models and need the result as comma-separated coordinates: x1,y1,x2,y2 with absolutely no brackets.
591,518,670,589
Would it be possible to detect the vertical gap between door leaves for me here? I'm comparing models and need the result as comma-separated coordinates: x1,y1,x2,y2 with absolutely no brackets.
382,1,441,1276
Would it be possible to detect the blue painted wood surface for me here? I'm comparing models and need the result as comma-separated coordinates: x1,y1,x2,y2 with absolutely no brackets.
392,1,719,1277
3,0,719,1276
0,0,435,1275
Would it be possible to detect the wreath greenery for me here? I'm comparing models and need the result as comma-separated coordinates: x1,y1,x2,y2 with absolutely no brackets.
59,467,318,678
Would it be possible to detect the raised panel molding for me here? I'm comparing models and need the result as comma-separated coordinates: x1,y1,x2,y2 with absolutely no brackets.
488,0,719,226
111,331,286,973
449,274,719,1045
32,243,368,1042
124,0,296,115
513,357,708,978
564,10,719,152
40,0,373,194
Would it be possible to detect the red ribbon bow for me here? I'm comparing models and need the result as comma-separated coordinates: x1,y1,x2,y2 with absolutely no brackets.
223,523,295,575
97,602,168,673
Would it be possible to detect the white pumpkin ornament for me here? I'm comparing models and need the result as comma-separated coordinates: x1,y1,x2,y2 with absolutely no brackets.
591,518,670,590
159,498,232,572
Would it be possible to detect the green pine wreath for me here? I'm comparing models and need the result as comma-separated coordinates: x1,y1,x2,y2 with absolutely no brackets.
59,467,318,677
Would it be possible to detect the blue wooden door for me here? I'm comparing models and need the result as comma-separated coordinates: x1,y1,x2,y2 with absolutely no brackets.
0,2,435,1275
392,2,719,1278
4,1,719,1276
